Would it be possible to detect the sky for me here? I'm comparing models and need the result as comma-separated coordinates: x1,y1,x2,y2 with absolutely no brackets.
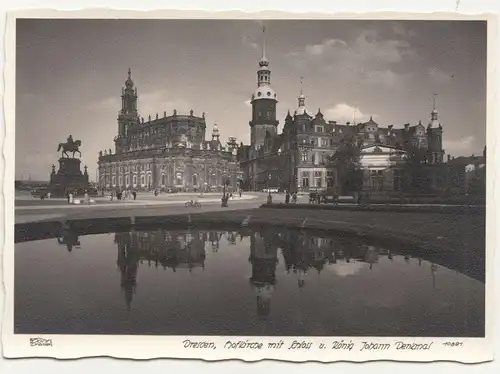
15,19,487,181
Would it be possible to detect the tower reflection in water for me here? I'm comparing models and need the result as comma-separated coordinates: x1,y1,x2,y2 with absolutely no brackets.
106,227,439,315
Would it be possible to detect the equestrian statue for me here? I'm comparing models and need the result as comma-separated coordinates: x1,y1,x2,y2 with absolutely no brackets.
57,135,82,158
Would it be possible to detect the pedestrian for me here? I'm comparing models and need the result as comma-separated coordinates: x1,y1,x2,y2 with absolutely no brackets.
285,191,290,204
239,190,242,198
66,191,70,204
84,191,90,204
69,192,74,204
132,190,137,200
292,192,297,203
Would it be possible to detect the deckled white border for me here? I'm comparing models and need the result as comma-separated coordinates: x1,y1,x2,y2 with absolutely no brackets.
1,9,496,363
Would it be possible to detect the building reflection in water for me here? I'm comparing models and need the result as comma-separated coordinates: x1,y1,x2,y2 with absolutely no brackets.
106,227,440,314
56,229,81,252
249,228,279,319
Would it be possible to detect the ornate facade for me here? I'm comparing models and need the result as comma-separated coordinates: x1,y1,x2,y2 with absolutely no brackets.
98,69,240,192
238,30,446,193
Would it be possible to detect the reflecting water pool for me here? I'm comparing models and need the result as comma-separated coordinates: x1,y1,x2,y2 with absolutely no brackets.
15,226,484,337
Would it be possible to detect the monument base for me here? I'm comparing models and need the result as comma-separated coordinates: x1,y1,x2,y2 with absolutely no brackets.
48,157,96,197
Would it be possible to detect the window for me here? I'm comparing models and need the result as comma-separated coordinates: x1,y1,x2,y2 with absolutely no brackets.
301,151,308,162
315,125,324,133
126,175,130,186
313,153,320,166
141,175,145,186
161,174,166,186
133,175,137,186
112,176,116,186
321,138,329,147
327,171,335,188
193,174,198,186
314,171,322,187
301,171,309,188
311,138,317,146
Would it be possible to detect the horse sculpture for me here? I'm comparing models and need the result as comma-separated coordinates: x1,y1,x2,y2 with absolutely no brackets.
57,139,82,158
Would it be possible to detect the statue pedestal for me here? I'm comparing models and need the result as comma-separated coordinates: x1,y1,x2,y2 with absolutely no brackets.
48,157,93,197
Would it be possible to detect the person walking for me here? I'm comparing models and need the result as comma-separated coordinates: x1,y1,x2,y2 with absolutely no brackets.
285,191,290,204
132,190,137,200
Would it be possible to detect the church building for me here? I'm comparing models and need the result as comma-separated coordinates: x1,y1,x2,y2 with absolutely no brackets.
98,69,240,192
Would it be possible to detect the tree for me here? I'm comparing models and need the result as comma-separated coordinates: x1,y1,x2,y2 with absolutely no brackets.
328,136,364,195
402,146,430,193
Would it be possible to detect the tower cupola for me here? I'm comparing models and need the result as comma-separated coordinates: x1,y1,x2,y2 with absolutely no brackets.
429,93,440,128
294,77,310,116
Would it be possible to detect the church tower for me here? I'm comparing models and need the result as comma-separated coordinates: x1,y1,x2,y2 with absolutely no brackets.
426,94,444,164
249,26,279,149
115,68,139,154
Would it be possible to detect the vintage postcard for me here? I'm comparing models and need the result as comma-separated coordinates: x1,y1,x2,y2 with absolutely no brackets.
1,9,495,363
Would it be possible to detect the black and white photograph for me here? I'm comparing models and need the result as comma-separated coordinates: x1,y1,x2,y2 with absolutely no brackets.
2,12,494,362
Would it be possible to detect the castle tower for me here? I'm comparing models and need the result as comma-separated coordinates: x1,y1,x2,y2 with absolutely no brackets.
427,94,444,164
249,230,279,319
115,68,139,154
249,25,279,148
294,77,310,116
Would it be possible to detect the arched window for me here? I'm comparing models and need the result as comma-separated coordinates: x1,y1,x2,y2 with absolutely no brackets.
192,174,198,186
141,175,145,186
161,174,166,186
302,151,308,162
133,175,137,186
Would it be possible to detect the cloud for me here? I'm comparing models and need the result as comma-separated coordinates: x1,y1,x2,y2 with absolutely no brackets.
392,22,417,38
137,90,190,118
289,29,416,73
87,96,120,111
444,135,476,156
353,29,416,64
324,103,374,123
304,38,347,56
366,69,405,88
241,36,259,50
428,67,453,85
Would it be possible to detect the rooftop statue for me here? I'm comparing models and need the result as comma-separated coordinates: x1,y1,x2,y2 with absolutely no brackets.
57,135,82,158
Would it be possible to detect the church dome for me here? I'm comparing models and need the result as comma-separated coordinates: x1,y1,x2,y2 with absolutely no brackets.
251,86,277,101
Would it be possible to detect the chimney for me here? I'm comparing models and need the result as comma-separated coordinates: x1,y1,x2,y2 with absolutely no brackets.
447,154,451,162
